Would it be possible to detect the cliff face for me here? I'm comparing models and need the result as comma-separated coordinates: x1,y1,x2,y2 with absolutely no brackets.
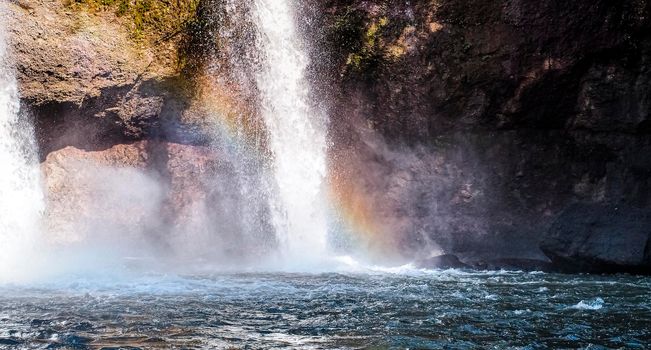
6,0,651,272
5,0,240,257
314,0,651,271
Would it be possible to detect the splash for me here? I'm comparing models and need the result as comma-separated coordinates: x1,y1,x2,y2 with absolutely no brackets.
251,0,329,262
570,297,605,311
0,10,45,283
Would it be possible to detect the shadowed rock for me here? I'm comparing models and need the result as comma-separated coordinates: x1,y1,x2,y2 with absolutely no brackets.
416,254,469,269
541,204,651,274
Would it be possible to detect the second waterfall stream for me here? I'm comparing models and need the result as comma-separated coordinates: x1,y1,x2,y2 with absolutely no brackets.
251,0,330,262
0,7,45,283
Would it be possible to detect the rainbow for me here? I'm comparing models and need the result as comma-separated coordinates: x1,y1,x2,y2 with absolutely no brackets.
195,75,399,259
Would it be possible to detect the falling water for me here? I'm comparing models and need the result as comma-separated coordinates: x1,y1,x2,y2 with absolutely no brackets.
0,11,45,282
251,0,329,262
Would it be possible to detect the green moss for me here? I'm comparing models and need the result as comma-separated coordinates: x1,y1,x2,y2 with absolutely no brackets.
365,17,388,47
329,6,366,53
344,16,389,72
324,1,396,73
69,0,200,41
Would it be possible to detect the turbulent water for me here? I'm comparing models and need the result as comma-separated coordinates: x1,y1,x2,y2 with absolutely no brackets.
251,0,329,260
0,269,649,349
0,8,45,283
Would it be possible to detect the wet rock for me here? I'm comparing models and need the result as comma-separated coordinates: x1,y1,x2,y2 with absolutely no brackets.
416,254,469,269
41,141,221,245
541,204,651,274
309,0,651,274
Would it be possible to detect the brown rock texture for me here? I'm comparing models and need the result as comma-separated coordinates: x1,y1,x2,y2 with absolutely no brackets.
5,0,213,156
310,0,651,271
41,141,225,252
42,143,152,244
6,0,271,263
7,0,157,106
6,0,651,272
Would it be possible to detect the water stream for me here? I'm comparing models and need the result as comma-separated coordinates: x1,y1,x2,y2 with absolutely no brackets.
0,8,45,283
251,0,330,262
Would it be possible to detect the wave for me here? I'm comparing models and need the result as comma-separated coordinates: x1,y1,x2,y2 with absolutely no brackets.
569,297,605,310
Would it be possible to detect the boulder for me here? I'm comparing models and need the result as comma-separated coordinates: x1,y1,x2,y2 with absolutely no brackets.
541,204,651,274
416,254,469,270
41,141,222,245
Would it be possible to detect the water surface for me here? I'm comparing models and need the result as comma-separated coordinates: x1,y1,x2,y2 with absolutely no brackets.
1,269,650,349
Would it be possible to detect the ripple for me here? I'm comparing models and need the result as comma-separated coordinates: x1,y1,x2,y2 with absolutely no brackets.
0,273,649,348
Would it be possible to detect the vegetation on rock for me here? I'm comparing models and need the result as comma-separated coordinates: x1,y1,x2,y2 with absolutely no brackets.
67,0,200,40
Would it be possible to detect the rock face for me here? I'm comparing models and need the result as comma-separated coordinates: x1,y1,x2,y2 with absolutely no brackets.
5,0,271,262
310,0,651,272
5,0,651,273
541,204,651,274
42,142,154,244
7,0,156,106
41,141,222,244
41,140,267,261
5,0,213,158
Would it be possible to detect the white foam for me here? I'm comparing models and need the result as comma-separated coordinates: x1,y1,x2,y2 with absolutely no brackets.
251,0,329,263
570,297,604,310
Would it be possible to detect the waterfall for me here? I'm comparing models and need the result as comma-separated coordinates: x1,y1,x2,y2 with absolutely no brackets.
251,0,329,261
0,11,45,282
